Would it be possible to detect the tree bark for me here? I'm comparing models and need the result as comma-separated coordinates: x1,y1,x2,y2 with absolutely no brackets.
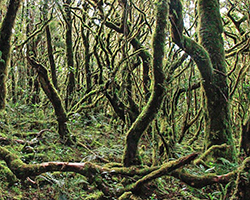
241,117,250,156
64,0,75,110
44,0,58,90
27,57,73,145
170,0,236,161
81,6,91,98
0,0,22,110
123,0,167,167
198,0,235,161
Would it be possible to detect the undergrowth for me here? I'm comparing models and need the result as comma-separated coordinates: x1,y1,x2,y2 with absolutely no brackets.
0,103,239,199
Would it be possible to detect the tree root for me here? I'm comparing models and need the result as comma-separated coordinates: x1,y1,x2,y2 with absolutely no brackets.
1,146,249,199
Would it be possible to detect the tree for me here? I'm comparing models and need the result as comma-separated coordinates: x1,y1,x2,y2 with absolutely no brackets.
43,0,58,90
64,0,75,110
0,0,250,199
170,0,236,161
0,0,22,110
123,0,167,166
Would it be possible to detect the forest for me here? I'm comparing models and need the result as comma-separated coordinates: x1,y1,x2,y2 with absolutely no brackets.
0,0,249,199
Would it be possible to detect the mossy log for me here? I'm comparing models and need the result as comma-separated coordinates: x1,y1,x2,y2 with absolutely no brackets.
123,153,198,194
170,169,235,189
0,147,197,198
1,146,249,199
0,146,197,180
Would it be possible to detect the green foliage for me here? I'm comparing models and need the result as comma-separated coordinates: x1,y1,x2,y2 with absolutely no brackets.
0,51,5,64
0,0,249,199
243,82,250,101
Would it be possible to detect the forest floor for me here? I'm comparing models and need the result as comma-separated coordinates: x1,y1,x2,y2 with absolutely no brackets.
0,103,238,200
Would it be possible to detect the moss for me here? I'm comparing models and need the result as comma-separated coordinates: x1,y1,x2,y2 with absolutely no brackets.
85,191,104,200
0,164,17,184
21,153,46,163
123,0,168,167
0,0,22,110
198,0,235,161
170,0,236,161
118,191,142,200
27,57,74,145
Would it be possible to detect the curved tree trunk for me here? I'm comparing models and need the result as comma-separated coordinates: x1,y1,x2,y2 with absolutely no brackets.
170,0,236,161
123,0,168,167
0,0,22,110
27,57,73,145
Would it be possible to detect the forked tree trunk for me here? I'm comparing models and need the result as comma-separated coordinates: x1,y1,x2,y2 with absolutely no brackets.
170,0,236,161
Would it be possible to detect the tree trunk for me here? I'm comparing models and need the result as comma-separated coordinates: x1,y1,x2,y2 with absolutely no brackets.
64,0,75,110
198,0,236,161
0,0,21,110
44,0,58,90
170,0,236,161
27,57,73,145
241,118,250,156
123,0,167,167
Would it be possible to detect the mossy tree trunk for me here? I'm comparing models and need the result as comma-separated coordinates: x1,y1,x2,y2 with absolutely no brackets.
241,117,250,156
81,6,92,98
64,0,75,110
25,0,40,105
123,0,168,167
170,0,236,161
0,0,22,110
27,57,73,145
198,0,236,161
43,0,58,90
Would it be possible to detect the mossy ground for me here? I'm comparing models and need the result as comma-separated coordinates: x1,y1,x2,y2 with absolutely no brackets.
0,103,239,199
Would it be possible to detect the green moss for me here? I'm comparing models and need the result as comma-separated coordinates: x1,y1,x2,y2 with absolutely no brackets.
118,191,142,200
0,0,22,110
0,164,17,184
123,0,168,167
85,191,104,200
